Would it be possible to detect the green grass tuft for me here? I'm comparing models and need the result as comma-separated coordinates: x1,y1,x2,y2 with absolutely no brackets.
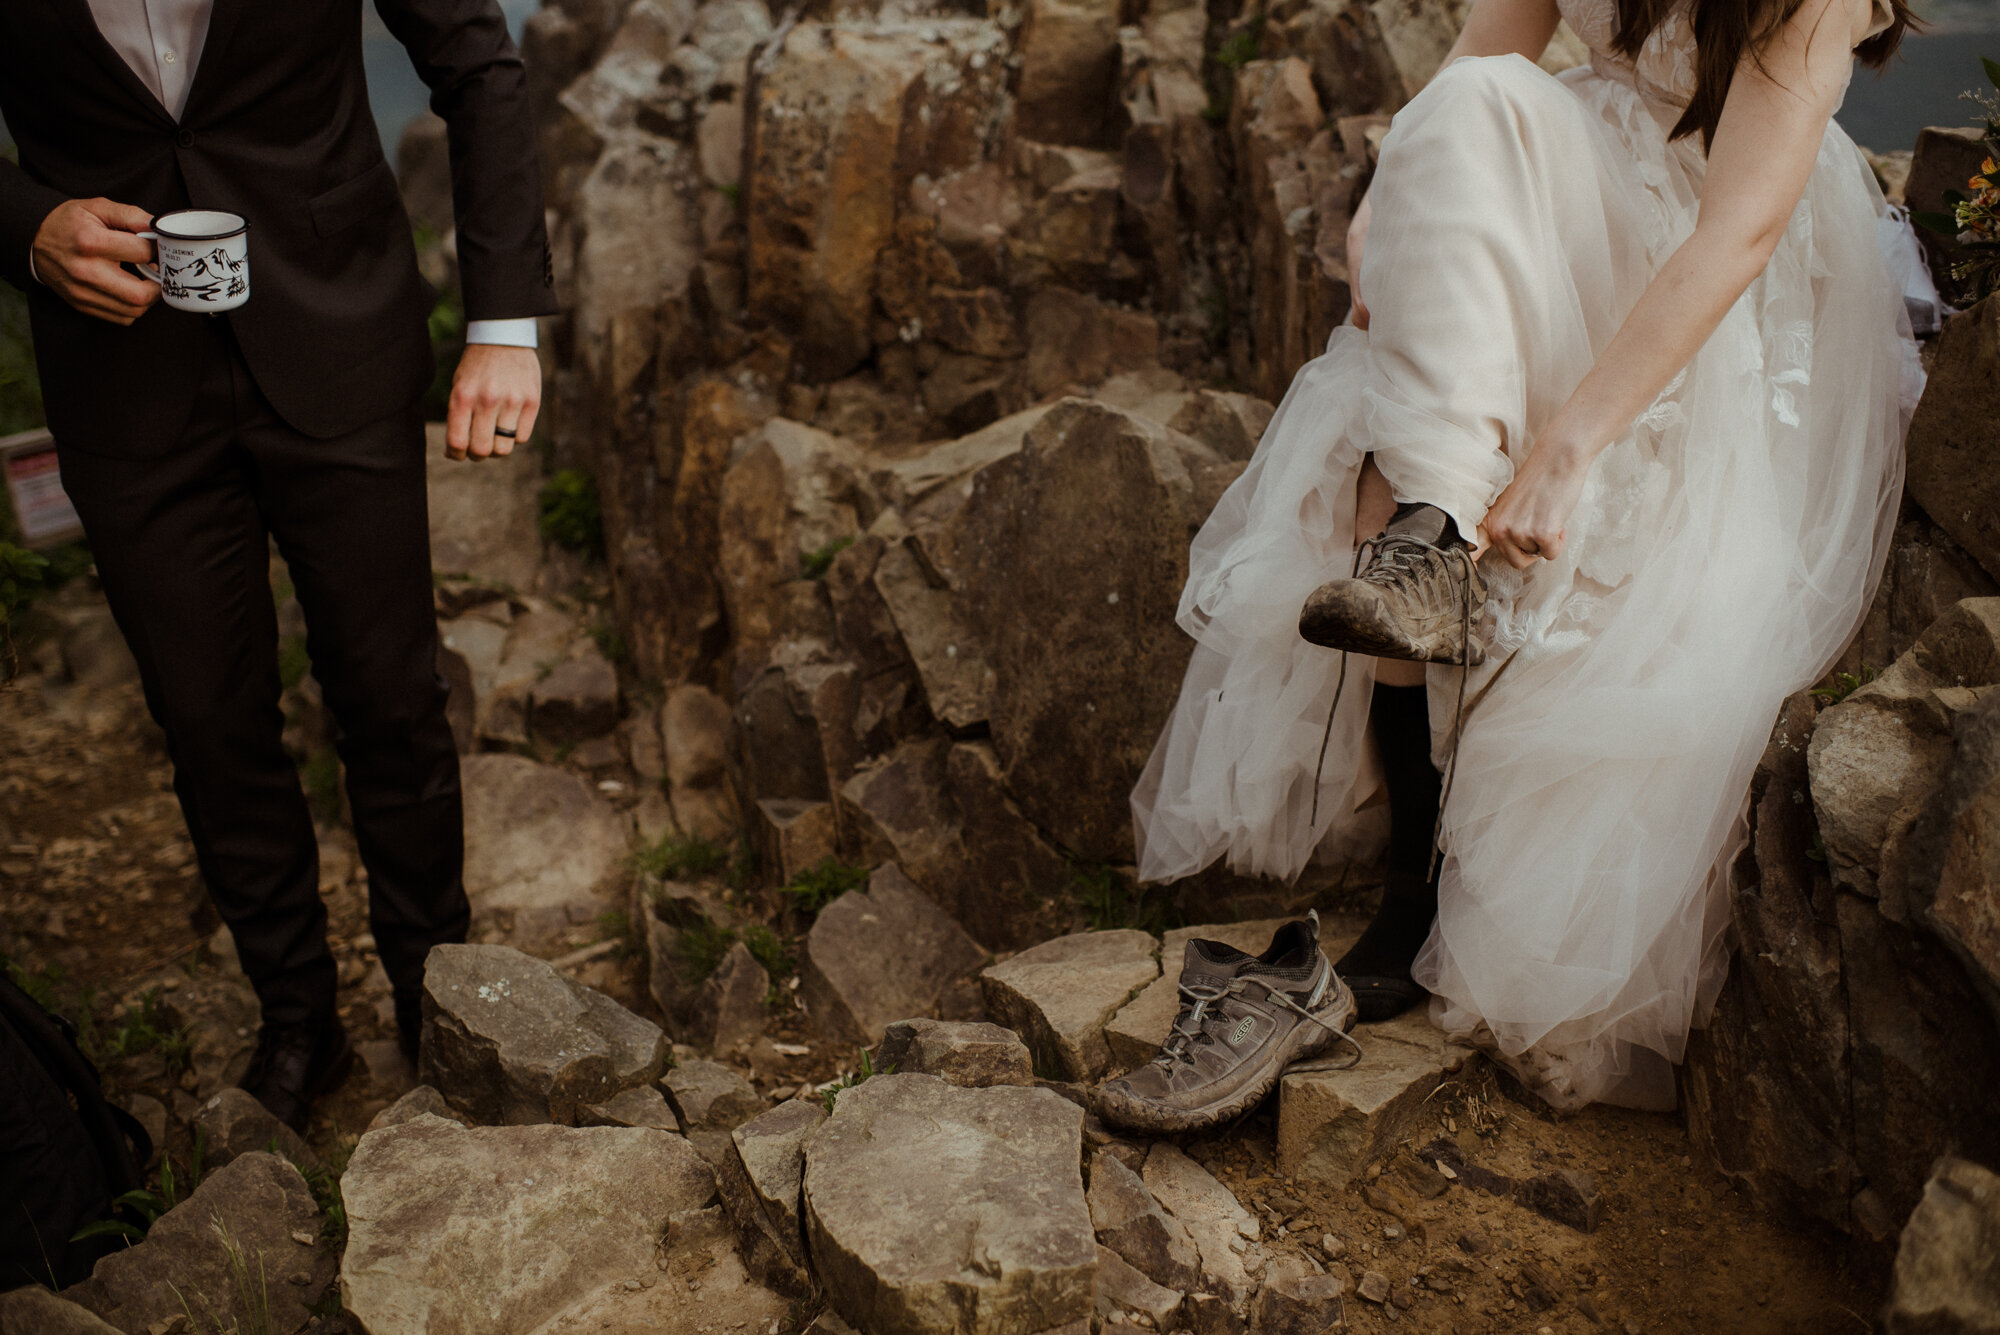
798,536,856,581
537,469,605,560
635,829,732,880
778,858,868,916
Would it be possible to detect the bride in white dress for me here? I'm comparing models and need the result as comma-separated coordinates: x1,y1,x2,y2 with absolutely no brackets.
1132,0,1924,1109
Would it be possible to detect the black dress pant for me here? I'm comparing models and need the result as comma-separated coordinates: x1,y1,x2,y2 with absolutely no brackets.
55,319,467,1030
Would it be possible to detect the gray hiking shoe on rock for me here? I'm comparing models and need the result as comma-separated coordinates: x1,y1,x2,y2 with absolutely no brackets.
1299,502,1489,665
1096,911,1359,1135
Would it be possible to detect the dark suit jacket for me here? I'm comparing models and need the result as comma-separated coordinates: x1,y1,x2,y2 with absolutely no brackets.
0,0,558,458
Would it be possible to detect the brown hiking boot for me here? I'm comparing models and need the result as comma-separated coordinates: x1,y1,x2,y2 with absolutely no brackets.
1299,503,1489,665
1096,912,1359,1135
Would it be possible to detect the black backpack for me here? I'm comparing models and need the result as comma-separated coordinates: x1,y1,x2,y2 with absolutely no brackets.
0,971,151,1291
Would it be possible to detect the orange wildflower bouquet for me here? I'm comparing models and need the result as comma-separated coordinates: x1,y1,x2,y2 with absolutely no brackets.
1916,56,2000,303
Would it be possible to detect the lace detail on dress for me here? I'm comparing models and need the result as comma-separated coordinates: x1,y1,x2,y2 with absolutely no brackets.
1557,0,1698,111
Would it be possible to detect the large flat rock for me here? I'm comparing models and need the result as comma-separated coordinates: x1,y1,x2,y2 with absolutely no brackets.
1141,1143,1263,1311
427,425,545,591
460,754,629,948
800,862,987,1045
64,1153,329,1335
421,943,668,1125
804,1073,1097,1335
981,929,1160,1081
341,1115,772,1335
1103,918,1294,1074
1277,1008,1475,1187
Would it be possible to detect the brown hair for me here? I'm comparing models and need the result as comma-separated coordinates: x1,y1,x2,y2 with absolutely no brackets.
1612,0,1920,149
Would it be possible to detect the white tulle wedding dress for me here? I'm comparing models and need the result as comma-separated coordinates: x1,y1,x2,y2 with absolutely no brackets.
1132,0,1925,1110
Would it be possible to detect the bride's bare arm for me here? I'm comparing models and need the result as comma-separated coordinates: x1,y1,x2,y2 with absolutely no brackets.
1350,0,1561,328
1480,0,1871,568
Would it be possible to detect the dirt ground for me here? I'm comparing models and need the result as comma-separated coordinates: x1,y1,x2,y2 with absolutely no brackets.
0,608,1884,1334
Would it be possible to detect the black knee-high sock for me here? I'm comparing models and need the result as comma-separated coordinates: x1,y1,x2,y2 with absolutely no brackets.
1336,682,1441,980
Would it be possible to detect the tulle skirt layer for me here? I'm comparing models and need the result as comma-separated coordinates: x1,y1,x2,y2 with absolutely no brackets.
1132,54,1920,1109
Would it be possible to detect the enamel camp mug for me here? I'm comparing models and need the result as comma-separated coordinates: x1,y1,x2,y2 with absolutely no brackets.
137,209,250,313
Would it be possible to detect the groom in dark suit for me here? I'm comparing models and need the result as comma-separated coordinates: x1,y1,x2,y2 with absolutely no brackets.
0,0,558,1127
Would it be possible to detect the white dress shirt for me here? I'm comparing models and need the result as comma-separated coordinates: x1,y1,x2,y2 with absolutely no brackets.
43,0,537,347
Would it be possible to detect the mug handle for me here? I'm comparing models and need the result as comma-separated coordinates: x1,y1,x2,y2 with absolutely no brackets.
133,230,162,284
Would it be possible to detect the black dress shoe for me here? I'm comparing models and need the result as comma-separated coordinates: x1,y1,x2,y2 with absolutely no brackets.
240,1018,354,1132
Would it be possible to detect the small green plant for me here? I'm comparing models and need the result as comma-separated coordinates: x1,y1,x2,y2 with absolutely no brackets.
636,829,732,880
0,541,49,685
1075,863,1180,935
1811,665,1877,707
719,181,743,207
300,1136,354,1249
779,858,868,916
4,957,63,1014
1805,832,1829,864
300,747,344,827
739,922,794,978
821,1048,895,1113
537,469,605,560
1212,27,1260,70
74,1130,206,1244
588,618,628,665
798,535,856,581
676,915,739,984
103,988,194,1075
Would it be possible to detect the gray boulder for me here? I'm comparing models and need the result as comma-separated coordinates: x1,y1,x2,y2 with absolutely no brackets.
579,1084,681,1131
874,1017,1035,1088
662,1056,764,1132
63,1153,330,1335
190,1086,315,1172
981,929,1160,1081
459,754,629,950
1088,1148,1200,1290
367,1083,469,1133
421,943,669,1125
0,1288,121,1335
804,1073,1097,1335
1887,1156,2000,1334
718,1098,827,1297
528,651,620,742
801,863,987,1045
341,1115,775,1335
689,939,771,1053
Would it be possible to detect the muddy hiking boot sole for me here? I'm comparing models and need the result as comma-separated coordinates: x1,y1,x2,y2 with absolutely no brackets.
1095,910,1360,1136
1298,502,1490,666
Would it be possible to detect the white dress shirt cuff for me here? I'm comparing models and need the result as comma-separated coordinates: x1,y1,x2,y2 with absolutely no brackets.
464,317,539,348
27,246,41,285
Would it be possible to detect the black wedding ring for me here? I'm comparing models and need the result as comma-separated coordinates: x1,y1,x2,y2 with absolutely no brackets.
493,426,518,439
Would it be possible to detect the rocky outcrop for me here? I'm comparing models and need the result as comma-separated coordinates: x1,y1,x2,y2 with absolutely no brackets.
1088,1148,1202,1291
189,1086,313,1172
0,1288,121,1335
804,1074,1097,1335
63,1153,331,1335
799,862,987,1045
981,929,1161,1081
421,943,669,1126
1885,1157,2000,1334
340,1115,784,1335
459,755,630,952
1905,297,2000,584
1685,592,2000,1253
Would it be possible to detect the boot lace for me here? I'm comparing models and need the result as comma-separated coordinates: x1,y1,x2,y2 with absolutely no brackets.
1155,977,1363,1071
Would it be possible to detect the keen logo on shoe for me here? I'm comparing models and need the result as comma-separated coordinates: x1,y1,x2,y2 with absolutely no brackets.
1095,910,1362,1135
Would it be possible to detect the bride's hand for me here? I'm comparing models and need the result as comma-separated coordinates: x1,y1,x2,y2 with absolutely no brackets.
1479,436,1594,570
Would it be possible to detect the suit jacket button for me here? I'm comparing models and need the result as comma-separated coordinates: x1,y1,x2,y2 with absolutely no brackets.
176,129,195,148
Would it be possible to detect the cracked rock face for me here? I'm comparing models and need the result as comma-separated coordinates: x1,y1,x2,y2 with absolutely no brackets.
420,943,668,1126
1141,1143,1264,1311
341,1115,769,1335
1087,1149,1200,1291
981,929,1160,1081
804,1073,1097,1335
718,1097,825,1298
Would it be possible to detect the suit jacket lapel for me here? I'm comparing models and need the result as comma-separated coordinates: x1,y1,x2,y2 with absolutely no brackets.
47,0,176,127
180,0,247,121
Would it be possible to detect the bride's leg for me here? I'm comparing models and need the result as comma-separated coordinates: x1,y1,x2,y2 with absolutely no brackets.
1337,457,1441,1020
1301,56,1635,666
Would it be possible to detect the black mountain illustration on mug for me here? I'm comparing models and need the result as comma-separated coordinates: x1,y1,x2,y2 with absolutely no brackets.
160,247,244,301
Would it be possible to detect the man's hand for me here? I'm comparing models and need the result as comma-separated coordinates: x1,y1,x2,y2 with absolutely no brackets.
445,343,541,462
33,198,160,325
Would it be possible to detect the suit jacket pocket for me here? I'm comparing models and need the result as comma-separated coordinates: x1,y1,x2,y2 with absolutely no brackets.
308,160,404,238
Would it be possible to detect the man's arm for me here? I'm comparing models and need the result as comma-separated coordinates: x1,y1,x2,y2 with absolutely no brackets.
1,155,71,294
375,0,556,460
